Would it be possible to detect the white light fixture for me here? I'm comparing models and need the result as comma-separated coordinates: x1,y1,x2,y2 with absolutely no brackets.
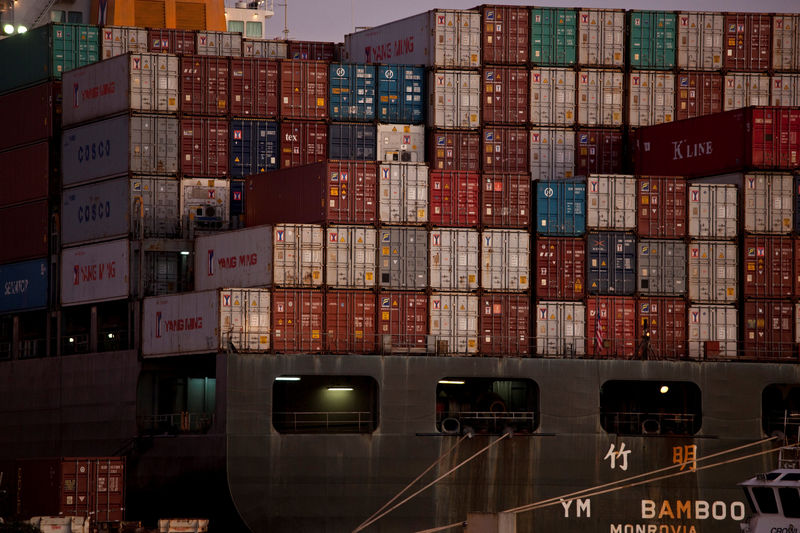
180,251,190,256
107,333,114,339
327,387,353,392
16,25,26,33
68,337,75,343
275,376,300,382
3,24,14,34
660,385,669,394
438,380,465,385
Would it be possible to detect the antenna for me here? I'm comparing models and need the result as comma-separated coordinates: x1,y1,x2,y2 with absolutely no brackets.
276,0,288,39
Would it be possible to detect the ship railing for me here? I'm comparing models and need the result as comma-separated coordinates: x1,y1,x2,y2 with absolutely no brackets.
137,412,214,434
272,411,374,433
437,411,536,434
601,411,698,436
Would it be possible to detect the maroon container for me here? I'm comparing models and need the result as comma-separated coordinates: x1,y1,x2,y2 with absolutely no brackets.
245,160,377,226
0,200,48,264
287,40,337,61
481,5,529,64
280,121,328,168
377,291,428,353
586,296,636,359
636,297,687,360
180,56,229,116
575,129,624,176
742,300,794,360
429,171,480,227
637,177,687,238
676,72,723,120
0,142,51,208
272,289,324,353
324,290,377,354
634,107,800,177
60,457,125,523
428,130,481,172
479,292,530,356
230,58,279,118
481,173,530,228
0,81,60,152
742,236,793,298
481,126,528,174
723,14,772,71
482,67,529,124
279,60,328,120
535,237,585,300
180,117,229,177
13,458,60,519
148,29,196,54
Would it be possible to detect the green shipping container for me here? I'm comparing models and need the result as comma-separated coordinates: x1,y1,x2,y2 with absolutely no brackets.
628,11,677,70
530,8,577,66
0,23,99,95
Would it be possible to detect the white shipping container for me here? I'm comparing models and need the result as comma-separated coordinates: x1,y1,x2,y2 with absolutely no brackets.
530,68,576,126
688,184,738,239
796,303,800,344
181,179,230,235
429,293,479,355
61,239,130,306
274,224,324,287
101,25,149,59
578,9,625,67
158,519,210,533
586,175,636,230
677,12,724,70
376,124,425,162
133,247,186,297
196,31,243,57
577,69,624,126
688,241,737,303
771,74,800,106
529,128,575,181
773,14,800,72
378,163,428,224
29,517,90,533
535,301,586,356
724,73,770,111
344,9,481,68
427,70,481,129
743,173,794,234
142,289,270,357
430,229,479,291
243,39,288,58
194,225,274,290
688,305,737,359
628,71,676,127
62,114,180,187
481,230,530,291
326,225,377,288
63,53,179,126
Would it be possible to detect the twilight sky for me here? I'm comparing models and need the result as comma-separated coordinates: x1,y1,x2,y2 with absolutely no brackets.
263,0,800,42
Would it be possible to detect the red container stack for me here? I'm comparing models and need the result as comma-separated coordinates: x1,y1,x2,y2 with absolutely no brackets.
535,238,586,301
480,173,530,228
428,130,481,172
742,300,794,359
675,72,723,120
479,293,530,356
280,121,328,168
723,14,772,71
480,5,529,65
0,142,51,209
587,296,637,358
180,55,229,116
148,29,197,54
0,81,61,152
481,67,529,124
180,117,229,177
0,200,49,264
377,292,428,353
325,290,376,354
429,171,480,227
743,236,793,298
279,60,329,120
230,58,279,117
272,289,324,353
637,177,687,238
288,41,338,61
636,297,687,360
481,127,528,173
575,129,624,176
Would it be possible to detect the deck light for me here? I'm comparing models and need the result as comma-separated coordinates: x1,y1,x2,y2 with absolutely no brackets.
438,380,465,385
660,385,669,394
327,387,353,391
275,376,300,381
180,251,190,256
3,24,14,34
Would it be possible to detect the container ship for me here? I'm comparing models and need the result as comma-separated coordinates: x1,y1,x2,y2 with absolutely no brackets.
2,2,800,532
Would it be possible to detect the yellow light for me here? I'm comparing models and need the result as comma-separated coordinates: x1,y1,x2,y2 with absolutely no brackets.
275,376,300,382
438,380,465,385
327,387,353,392
660,385,669,394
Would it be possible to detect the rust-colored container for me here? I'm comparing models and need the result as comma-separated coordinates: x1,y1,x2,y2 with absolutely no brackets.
676,72,723,120
180,117,229,177
637,177,687,238
723,13,772,71
148,29,196,54
0,142,51,208
742,300,794,359
481,5,530,64
288,40,337,61
230,58,279,118
586,296,637,358
575,129,624,176
0,81,60,151
272,288,324,353
742,236,793,298
428,130,481,172
325,290,377,354
481,173,530,228
535,237,585,300
482,67,529,124
636,297,687,360
482,126,528,174
60,457,125,523
0,200,48,264
429,171,480,227
280,120,328,168
479,292,530,356
245,160,377,226
180,55,229,116
377,291,428,353
279,60,328,120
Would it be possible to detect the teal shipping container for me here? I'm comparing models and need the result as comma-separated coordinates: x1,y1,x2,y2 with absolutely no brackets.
0,23,99,95
536,180,586,236
530,8,577,66
628,11,676,69
329,63,376,121
377,65,425,123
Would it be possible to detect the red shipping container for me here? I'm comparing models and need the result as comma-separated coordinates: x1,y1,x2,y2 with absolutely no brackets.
742,300,794,359
377,291,428,352
482,67,529,124
636,297,687,360
245,160,377,226
742,236,793,298
482,126,528,173
148,29,196,54
575,129,624,176
429,171,480,227
480,292,530,356
637,177,687,238
634,107,800,177
288,40,337,61
481,5,529,64
279,60,328,120
180,56,229,116
280,121,328,168
676,72,723,120
325,290,377,354
428,130,481,172
535,237,585,300
724,13,772,71
60,457,125,523
0,142,51,208
230,58,279,117
481,173,530,228
586,296,637,358
180,117,229,177
0,81,60,152
0,200,48,264
272,289,324,353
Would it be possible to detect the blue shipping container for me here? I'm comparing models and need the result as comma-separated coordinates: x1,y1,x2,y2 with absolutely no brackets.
329,63,376,121
229,119,279,177
377,65,425,123
536,180,586,236
328,123,377,161
0,258,48,313
587,232,636,295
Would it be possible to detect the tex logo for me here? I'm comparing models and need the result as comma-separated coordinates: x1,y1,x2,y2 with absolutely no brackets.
234,130,242,140
690,311,700,324
381,167,390,179
207,250,215,276
381,297,391,308
73,83,80,108
222,294,232,307
155,312,163,337
276,229,285,241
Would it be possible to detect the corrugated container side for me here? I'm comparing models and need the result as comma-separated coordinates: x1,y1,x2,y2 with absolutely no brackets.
324,290,376,353
376,65,425,123
377,291,428,352
586,175,636,230
0,258,48,313
724,73,770,111
688,184,738,239
229,119,279,177
676,72,723,120
243,39,288,58
742,300,794,360
230,58,279,118
535,180,586,236
180,55,229,116
688,304,737,359
637,239,687,295
529,128,576,181
530,8,577,66
535,237,585,300
481,173,530,228
0,202,48,264
180,117,229,177
771,74,800,106
273,224,324,287
429,292,479,354
627,71,675,127
379,163,428,225
101,26,149,59
196,31,242,57
378,227,428,289
535,301,585,356
427,70,481,129
329,63,376,121
429,171,480,227
586,231,636,295
586,296,637,358
326,226,377,289
130,177,181,238
376,124,425,163
577,69,624,126
288,40,337,61
744,173,794,234
0,81,60,151
480,293,530,356
577,9,625,67
429,229,479,291
180,178,230,234
628,11,677,70
60,457,125,523
279,60,329,120
723,13,772,71
677,12,724,70
329,123,377,161
194,225,274,291
796,177,800,234
773,14,800,71
428,130,481,172
481,230,530,291
481,5,529,64
0,143,51,208
637,177,687,238
575,129,624,176
530,68,576,126
279,120,328,168
483,127,528,174
482,67,528,124
60,239,129,306
637,297,687,359
230,178,245,221
744,236,793,298
688,241,737,303
147,29,196,54
219,288,271,352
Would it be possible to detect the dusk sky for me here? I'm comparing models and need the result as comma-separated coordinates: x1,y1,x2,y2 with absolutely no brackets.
263,0,800,42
